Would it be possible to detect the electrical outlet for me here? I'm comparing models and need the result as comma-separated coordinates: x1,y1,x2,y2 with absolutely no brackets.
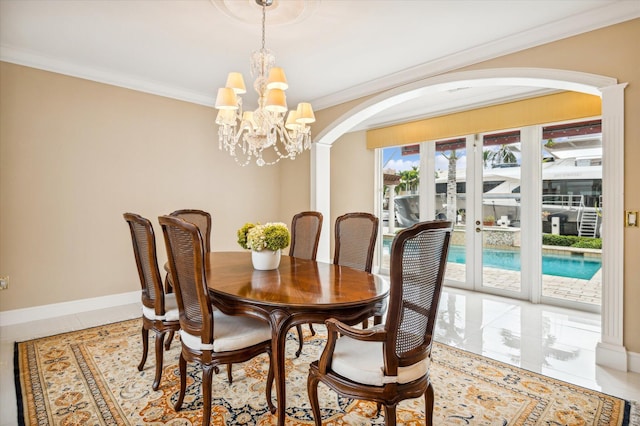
0,276,8,290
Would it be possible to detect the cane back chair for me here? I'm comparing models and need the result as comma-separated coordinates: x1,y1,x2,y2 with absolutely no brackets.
334,212,381,326
289,211,324,356
123,212,180,391
308,220,452,426
165,209,211,291
159,215,275,426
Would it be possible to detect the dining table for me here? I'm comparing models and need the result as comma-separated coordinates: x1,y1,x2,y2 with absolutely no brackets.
204,251,389,426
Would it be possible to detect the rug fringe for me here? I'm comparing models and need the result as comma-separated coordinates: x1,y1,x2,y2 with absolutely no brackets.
629,400,639,426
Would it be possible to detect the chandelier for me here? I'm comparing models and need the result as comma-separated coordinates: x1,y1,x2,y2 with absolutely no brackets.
214,0,315,167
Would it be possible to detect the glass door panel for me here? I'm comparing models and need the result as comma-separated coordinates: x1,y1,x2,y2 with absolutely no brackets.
539,121,602,309
480,131,523,295
434,138,468,286
380,144,421,272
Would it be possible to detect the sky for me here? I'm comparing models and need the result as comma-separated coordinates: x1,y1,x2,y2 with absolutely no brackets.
382,145,469,174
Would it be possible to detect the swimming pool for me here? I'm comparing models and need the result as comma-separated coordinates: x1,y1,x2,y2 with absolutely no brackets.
446,245,601,280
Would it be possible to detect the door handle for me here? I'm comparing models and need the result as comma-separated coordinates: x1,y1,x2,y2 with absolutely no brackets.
476,227,482,233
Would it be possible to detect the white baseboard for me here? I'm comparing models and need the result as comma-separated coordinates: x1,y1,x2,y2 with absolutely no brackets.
596,342,628,371
0,291,139,326
629,350,640,373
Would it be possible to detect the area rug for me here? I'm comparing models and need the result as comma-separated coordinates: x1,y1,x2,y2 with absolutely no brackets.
14,318,636,425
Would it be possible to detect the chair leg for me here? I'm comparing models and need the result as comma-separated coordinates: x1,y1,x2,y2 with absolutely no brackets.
265,352,276,414
164,273,173,294
382,404,397,426
362,318,369,329
138,325,149,371
308,323,316,336
295,325,304,358
174,354,187,411
425,382,434,425
307,371,322,426
373,315,383,326
165,330,174,351
152,331,166,391
202,364,216,426
226,364,233,384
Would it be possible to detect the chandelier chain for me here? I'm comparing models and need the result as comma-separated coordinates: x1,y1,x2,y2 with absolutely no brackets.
261,2,266,51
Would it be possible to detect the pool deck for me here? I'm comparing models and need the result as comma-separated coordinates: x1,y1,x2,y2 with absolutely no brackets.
444,262,601,306
381,230,601,306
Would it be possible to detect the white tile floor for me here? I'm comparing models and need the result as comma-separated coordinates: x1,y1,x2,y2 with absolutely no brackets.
1,288,639,426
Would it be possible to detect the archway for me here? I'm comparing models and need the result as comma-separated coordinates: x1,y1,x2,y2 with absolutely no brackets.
310,67,627,371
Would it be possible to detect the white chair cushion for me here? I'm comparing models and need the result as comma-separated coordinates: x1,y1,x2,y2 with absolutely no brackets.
331,335,430,386
180,310,272,352
141,293,179,322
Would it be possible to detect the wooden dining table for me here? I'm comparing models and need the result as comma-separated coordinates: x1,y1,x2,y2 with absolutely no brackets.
204,251,389,426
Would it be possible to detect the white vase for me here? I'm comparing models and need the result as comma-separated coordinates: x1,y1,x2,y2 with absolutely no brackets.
251,249,281,270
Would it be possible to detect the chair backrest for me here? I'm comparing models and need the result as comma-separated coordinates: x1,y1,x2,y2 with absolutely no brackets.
333,212,379,272
123,213,166,315
289,211,323,260
384,220,452,373
169,209,212,253
159,215,213,343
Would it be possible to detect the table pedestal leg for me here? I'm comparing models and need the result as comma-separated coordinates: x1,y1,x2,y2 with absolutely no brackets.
269,309,292,426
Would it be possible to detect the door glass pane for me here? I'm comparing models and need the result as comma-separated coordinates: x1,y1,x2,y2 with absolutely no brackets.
481,131,522,293
435,139,467,284
381,144,420,270
540,120,602,307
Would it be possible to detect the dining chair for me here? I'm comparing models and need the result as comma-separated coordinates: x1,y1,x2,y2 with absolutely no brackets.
308,220,452,426
165,209,212,293
289,211,323,260
159,215,275,426
169,209,212,252
123,212,180,391
334,212,380,326
289,211,323,356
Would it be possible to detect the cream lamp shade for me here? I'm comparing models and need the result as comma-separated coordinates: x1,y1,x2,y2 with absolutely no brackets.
264,89,288,113
266,67,288,90
295,102,316,123
225,72,247,94
285,110,301,130
215,88,239,110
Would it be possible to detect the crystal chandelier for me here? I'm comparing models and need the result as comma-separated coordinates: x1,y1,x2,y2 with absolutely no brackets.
214,0,315,167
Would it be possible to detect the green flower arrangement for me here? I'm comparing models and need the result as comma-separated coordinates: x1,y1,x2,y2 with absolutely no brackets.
237,222,290,252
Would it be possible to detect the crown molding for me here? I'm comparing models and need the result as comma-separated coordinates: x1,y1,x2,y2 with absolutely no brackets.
0,45,215,107
312,1,640,110
1,2,638,110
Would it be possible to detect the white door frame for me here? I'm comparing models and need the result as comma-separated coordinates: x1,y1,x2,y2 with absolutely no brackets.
310,68,627,371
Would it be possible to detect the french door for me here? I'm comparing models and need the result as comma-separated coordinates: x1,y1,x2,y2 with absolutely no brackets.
379,121,602,312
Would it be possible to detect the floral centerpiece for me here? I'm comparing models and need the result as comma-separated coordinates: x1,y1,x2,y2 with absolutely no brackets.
237,222,290,270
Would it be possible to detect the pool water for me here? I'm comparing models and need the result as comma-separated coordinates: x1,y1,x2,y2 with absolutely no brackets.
447,245,601,280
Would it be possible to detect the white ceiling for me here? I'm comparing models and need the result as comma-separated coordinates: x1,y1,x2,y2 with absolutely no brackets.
1,0,639,131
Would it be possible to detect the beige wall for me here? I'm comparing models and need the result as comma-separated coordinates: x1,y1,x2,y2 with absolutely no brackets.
0,62,284,311
316,19,640,352
1,18,638,353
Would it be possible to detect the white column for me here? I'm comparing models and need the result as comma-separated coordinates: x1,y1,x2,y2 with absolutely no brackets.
312,142,332,263
388,185,396,233
421,142,436,221
596,82,628,371
520,125,542,303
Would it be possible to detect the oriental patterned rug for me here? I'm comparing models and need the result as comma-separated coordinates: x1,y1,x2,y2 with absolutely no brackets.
14,318,637,425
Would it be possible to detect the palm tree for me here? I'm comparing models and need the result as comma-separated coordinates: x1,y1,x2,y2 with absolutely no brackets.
440,150,463,221
398,167,419,194
489,144,517,167
483,149,492,168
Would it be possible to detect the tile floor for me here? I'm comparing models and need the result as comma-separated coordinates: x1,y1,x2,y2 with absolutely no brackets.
1,287,639,425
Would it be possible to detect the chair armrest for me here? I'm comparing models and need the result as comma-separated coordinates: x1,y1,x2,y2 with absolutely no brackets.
325,318,386,342
318,318,386,374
